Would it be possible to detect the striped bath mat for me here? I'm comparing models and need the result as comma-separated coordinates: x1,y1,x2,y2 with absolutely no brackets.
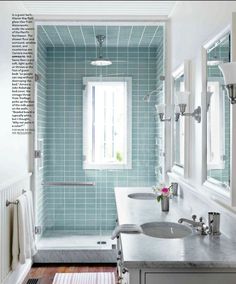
52,272,115,284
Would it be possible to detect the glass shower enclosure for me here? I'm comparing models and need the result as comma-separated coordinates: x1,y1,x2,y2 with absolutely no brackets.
34,22,165,251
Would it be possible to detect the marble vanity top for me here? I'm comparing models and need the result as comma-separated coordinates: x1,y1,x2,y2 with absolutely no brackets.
115,187,236,269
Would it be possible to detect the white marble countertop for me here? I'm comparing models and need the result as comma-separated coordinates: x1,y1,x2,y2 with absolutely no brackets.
115,187,236,269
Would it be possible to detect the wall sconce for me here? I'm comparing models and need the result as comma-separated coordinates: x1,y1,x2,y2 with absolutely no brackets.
175,92,201,123
219,62,236,104
155,104,171,122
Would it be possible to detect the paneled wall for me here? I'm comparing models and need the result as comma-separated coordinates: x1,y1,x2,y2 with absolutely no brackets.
0,174,31,283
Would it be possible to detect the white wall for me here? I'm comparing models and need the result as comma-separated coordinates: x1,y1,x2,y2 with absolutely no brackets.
0,2,31,184
169,1,236,187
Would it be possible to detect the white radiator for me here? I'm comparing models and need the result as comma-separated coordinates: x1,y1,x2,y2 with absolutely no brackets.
0,173,31,284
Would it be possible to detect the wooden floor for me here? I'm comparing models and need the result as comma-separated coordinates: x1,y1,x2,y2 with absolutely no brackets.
24,265,117,284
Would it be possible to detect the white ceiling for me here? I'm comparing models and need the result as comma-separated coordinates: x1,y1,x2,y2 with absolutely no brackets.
22,1,176,17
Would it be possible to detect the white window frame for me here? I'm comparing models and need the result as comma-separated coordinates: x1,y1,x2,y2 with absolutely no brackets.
83,76,132,170
207,79,225,170
201,25,231,197
171,61,190,178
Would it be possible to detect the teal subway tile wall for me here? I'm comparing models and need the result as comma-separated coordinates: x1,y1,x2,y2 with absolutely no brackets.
36,25,165,235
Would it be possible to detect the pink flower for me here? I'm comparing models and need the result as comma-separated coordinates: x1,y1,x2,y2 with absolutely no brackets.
161,187,170,197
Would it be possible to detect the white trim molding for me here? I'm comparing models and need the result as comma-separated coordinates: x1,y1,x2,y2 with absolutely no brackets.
202,25,233,203
171,60,191,178
83,76,132,170
4,259,32,284
230,13,236,206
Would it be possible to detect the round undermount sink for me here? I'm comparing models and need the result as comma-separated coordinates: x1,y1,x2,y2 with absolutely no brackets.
128,193,157,200
141,222,192,239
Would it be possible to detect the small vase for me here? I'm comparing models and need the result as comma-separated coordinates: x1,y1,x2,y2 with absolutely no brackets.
161,196,169,212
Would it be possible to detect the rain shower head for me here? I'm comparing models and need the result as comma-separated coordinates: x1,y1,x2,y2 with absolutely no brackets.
90,35,112,67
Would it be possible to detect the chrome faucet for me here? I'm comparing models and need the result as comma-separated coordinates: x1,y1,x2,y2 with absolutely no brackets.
178,215,208,235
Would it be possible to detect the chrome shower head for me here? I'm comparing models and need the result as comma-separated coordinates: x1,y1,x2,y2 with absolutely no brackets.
143,86,163,103
90,35,112,67
143,93,151,102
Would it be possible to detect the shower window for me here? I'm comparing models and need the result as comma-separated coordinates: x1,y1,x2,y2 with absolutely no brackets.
83,77,132,169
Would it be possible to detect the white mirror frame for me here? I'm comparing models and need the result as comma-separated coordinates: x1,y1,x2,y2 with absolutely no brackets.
171,60,190,178
201,25,235,203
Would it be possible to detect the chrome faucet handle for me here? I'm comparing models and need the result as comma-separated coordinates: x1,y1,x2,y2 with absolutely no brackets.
197,223,209,235
192,215,197,221
196,217,208,235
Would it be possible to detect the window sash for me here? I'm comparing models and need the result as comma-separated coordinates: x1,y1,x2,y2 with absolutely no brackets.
83,77,132,170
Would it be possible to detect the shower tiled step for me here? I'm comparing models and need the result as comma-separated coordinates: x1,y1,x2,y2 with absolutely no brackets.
34,231,117,263
33,249,117,264
37,232,116,250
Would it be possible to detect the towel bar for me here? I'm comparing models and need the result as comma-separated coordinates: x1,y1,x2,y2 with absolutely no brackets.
42,181,96,187
6,200,19,207
6,189,27,207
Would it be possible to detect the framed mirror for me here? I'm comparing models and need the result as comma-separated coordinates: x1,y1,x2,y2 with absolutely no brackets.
171,61,190,177
203,27,231,191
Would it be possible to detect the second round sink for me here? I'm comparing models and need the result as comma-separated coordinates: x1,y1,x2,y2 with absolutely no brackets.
141,222,192,239
128,193,157,200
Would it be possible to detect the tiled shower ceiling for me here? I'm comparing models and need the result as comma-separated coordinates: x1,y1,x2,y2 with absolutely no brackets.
38,25,163,47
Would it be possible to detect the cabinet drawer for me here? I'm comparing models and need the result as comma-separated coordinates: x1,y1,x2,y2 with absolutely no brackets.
145,272,236,284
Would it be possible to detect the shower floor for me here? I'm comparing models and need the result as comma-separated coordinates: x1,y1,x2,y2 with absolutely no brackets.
37,230,116,250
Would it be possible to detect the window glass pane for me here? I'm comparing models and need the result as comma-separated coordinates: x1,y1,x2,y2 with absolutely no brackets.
84,78,131,169
174,74,185,167
206,33,231,187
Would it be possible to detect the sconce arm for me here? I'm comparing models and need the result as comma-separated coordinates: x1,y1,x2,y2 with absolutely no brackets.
181,106,201,123
159,113,171,122
225,84,236,104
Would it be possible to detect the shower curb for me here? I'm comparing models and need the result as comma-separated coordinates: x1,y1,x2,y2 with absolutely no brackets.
33,249,117,264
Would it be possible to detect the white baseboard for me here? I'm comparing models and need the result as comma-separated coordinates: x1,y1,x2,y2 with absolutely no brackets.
4,259,32,284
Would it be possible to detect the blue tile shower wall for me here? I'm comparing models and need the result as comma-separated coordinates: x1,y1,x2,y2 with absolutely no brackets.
43,47,159,232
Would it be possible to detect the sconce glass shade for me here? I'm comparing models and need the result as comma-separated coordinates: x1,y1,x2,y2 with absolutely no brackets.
219,62,236,85
155,104,165,113
175,91,190,105
219,62,236,104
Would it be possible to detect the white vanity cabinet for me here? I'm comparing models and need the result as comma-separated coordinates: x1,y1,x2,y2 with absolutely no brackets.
121,268,236,284
142,271,236,284
115,187,236,284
